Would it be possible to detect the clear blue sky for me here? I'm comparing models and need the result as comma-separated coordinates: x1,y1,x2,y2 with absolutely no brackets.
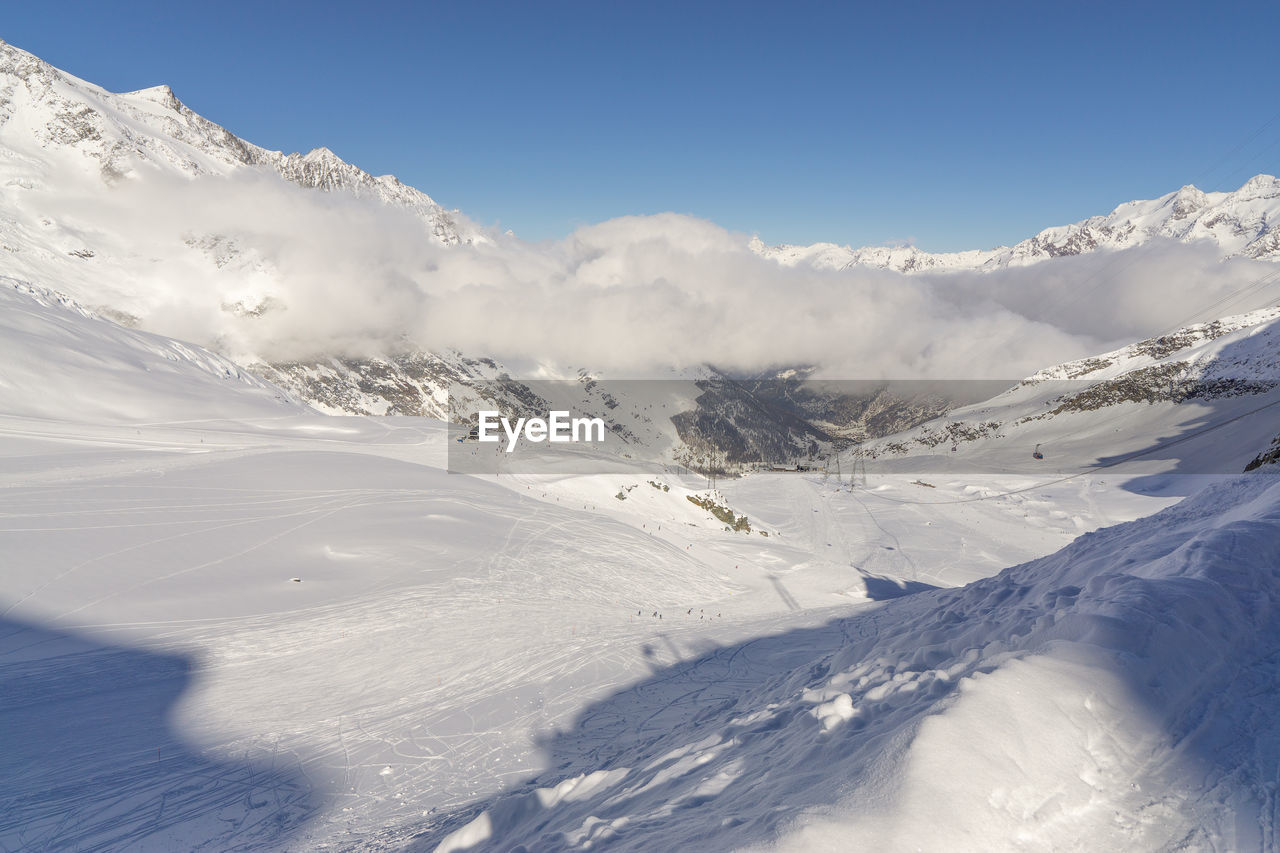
5,1,1279,250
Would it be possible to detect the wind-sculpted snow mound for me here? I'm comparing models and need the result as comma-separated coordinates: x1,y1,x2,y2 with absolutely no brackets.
428,472,1280,852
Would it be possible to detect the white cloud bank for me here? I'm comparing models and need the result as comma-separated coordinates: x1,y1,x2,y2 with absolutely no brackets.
36,168,1280,379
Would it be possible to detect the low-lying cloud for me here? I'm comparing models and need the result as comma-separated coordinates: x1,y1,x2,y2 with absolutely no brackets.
43,167,1280,379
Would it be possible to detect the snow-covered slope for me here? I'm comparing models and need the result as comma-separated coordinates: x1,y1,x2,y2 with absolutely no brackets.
425,469,1280,852
9,30,1280,853
755,175,1280,273
0,277,300,421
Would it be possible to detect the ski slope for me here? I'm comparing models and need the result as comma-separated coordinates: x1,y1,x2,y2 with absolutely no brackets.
5,408,1167,851
429,473,1280,853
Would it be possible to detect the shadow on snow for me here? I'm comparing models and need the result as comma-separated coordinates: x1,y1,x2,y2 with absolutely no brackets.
0,615,320,851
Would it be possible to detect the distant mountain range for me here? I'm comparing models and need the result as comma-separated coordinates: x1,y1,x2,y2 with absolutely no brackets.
752,176,1280,273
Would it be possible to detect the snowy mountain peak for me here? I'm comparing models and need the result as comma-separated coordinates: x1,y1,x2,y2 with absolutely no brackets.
302,146,339,161
1239,173,1280,194
1168,184,1209,219
124,83,178,103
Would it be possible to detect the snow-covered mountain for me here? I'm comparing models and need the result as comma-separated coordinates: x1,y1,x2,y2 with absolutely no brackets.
0,37,501,417
441,305,1280,476
9,30,1280,853
754,175,1280,273
0,38,480,247
5,159,1280,849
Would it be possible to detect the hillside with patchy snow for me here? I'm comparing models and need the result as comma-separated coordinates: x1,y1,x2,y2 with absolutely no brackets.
859,307,1280,481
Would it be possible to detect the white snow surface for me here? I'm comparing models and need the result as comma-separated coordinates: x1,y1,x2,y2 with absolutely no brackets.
449,473,1280,853
3,277,1280,852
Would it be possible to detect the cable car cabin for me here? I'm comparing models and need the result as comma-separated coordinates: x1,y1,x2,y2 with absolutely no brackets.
1032,443,1044,460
